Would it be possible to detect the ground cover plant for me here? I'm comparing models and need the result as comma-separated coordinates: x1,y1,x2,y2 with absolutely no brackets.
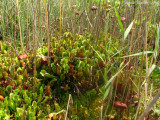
0,0,160,120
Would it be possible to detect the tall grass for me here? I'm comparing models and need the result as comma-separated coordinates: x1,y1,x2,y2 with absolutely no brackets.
0,0,160,119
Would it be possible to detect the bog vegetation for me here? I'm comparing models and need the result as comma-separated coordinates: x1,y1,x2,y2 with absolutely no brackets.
0,0,160,120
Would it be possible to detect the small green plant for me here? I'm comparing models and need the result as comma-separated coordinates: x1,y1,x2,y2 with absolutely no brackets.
0,86,52,119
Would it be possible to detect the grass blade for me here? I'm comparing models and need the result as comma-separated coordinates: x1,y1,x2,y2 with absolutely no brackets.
114,7,124,32
90,45,105,63
103,63,128,100
154,23,160,60
123,20,134,42
121,51,154,58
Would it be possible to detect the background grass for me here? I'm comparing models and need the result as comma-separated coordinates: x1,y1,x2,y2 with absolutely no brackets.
0,0,160,119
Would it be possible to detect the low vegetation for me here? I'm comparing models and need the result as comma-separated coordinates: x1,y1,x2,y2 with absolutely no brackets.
0,0,160,119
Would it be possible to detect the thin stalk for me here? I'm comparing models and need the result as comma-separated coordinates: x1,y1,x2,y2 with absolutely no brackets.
1,1,5,41
15,0,24,53
38,0,41,27
46,0,51,68
31,0,38,91
134,5,144,120
59,0,62,37
138,90,160,120
26,0,29,51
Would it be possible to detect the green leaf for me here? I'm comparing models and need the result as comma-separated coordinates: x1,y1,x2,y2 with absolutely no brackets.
40,70,46,77
45,74,55,78
16,108,24,115
103,63,127,100
0,72,2,78
32,101,37,109
6,85,12,92
148,64,156,77
40,70,55,78
121,51,154,58
50,78,57,83
123,20,134,41
13,95,19,101
103,85,111,100
41,96,49,104
78,61,85,68
114,7,124,32
40,86,43,95
154,23,160,60
32,93,37,100
54,102,61,112
4,116,10,120
141,64,157,87
42,46,48,55
90,45,105,63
